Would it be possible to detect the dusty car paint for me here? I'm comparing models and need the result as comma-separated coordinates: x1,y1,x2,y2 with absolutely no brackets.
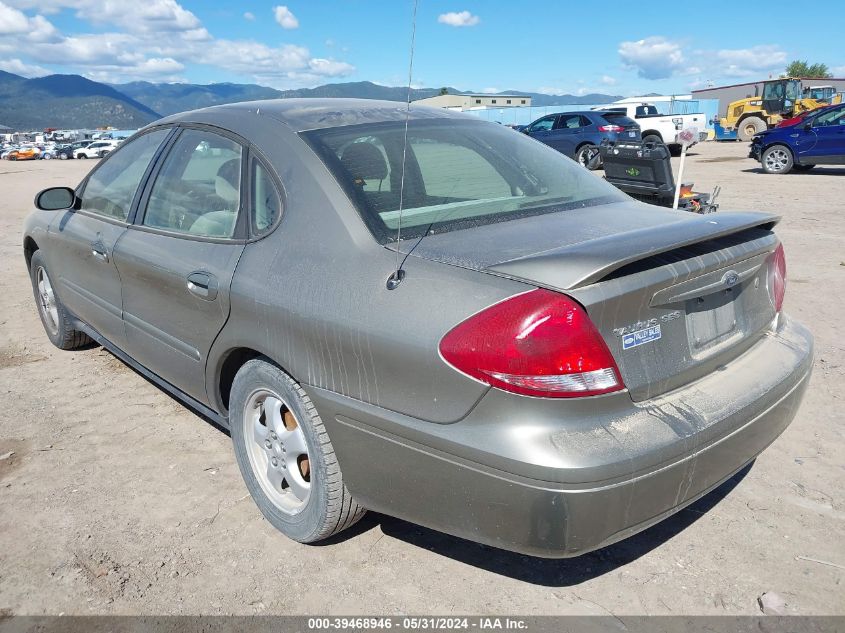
23,99,813,557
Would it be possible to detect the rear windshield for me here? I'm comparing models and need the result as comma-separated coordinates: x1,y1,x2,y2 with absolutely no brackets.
602,112,638,127
303,118,625,243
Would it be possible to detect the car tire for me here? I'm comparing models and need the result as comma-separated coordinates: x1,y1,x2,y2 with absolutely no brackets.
59,153,68,160
642,134,662,146
78,154,87,159
738,116,767,142
575,144,600,170
43,153,52,160
761,144,794,174
29,251,91,350
230,358,366,543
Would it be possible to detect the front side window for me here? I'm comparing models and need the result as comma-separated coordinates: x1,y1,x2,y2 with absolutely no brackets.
80,128,169,221
528,116,556,133
304,118,624,243
143,129,243,238
812,106,845,127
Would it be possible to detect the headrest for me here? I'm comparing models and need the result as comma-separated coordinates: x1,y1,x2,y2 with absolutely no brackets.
340,142,388,183
215,158,240,205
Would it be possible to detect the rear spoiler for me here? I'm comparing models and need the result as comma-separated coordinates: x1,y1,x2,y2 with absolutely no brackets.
486,211,779,290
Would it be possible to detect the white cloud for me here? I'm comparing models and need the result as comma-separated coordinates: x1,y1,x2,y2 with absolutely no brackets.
619,36,685,80
0,57,49,76
243,11,255,21
619,35,789,83
600,75,617,86
273,5,299,29
713,45,786,77
0,2,29,34
0,0,356,86
437,11,479,27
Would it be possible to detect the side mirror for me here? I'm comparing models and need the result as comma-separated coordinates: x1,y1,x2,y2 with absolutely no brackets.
803,121,813,131
34,187,75,211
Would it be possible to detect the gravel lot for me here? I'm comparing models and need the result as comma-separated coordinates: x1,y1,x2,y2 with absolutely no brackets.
1,141,843,616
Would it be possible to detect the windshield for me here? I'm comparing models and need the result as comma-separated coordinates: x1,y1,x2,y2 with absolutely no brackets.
303,118,624,243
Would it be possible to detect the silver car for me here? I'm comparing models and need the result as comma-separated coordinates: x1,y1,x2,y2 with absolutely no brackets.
23,99,812,557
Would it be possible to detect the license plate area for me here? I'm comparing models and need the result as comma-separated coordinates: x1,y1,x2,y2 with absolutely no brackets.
686,288,744,356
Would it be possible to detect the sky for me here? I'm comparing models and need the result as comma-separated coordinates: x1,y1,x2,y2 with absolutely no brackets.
0,0,842,95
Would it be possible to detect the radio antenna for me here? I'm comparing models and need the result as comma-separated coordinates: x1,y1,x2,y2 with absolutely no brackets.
386,0,419,290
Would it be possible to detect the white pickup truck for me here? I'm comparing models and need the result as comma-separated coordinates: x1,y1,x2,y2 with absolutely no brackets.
594,103,707,154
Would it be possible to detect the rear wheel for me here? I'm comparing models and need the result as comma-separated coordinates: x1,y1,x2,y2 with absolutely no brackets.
575,144,600,170
29,251,91,350
738,116,767,142
230,359,365,543
761,145,794,174
642,133,662,146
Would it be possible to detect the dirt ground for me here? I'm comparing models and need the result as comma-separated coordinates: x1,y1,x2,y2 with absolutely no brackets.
1,141,843,616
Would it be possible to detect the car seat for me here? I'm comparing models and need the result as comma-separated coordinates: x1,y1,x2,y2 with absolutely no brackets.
189,158,240,237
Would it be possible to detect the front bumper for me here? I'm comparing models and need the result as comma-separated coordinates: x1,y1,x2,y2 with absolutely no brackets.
749,142,762,160
307,316,813,558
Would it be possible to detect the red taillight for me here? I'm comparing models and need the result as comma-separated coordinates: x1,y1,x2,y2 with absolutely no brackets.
439,289,625,398
767,243,787,312
598,124,625,132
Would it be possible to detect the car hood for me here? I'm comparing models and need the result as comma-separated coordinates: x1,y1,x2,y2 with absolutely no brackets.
396,200,779,290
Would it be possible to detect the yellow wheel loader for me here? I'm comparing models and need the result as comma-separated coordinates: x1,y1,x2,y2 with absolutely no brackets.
720,77,843,141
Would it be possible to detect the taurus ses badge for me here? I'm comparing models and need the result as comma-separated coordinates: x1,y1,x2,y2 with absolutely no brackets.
722,270,740,288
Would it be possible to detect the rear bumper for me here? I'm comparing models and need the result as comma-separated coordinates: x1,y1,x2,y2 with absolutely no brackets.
307,316,813,558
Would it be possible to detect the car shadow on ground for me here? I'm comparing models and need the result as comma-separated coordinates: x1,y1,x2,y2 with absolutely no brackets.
741,167,845,175
322,463,752,587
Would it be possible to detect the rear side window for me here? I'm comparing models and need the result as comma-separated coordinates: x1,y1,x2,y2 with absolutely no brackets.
250,159,282,235
143,129,243,238
80,128,169,221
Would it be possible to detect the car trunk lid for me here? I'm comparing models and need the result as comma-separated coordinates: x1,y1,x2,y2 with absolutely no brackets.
401,201,781,401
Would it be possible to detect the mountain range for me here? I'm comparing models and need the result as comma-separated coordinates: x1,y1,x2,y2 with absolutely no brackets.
0,71,623,130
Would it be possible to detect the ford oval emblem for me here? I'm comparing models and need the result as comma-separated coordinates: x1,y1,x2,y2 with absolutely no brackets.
723,270,740,287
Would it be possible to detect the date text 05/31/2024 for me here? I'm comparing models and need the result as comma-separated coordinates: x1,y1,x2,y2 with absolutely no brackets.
306,617,528,630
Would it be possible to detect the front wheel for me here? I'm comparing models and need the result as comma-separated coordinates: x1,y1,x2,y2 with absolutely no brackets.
29,251,91,350
761,145,794,174
78,154,87,159
575,144,600,170
230,359,365,543
642,134,662,146
738,116,767,142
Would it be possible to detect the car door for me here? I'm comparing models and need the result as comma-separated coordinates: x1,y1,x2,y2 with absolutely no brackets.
524,115,559,148
548,113,586,157
113,127,248,404
803,105,845,164
48,128,172,349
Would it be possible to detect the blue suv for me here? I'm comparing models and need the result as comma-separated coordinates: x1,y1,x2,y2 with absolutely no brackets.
522,110,640,169
750,103,845,174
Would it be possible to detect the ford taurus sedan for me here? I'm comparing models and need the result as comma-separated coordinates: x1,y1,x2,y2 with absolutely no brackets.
24,99,812,557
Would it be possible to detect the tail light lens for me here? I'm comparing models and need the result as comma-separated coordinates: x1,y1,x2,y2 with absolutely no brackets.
439,289,624,398
598,124,624,132
767,243,787,312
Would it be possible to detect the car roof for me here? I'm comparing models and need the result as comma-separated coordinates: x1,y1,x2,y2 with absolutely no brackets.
158,98,468,132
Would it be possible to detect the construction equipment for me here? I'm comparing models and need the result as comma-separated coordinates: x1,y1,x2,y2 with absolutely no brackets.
719,77,843,141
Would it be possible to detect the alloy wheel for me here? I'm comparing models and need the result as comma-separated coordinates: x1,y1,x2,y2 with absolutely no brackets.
243,389,311,515
764,148,790,172
36,267,59,336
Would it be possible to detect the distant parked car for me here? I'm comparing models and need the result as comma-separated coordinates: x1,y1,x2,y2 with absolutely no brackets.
74,140,119,159
7,146,41,161
750,102,845,174
522,110,640,169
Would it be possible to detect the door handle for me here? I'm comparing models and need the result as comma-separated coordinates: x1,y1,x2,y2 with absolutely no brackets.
186,272,218,301
91,242,109,263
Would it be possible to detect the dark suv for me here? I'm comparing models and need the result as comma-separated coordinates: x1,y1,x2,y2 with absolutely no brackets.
522,110,640,169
